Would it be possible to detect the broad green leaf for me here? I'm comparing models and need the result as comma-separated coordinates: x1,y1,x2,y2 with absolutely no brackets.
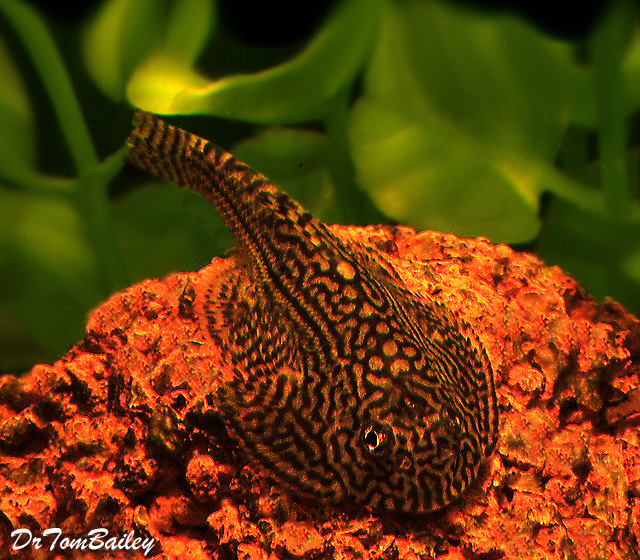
233,127,340,223
0,30,34,183
365,0,574,154
127,0,380,123
349,98,540,242
125,0,216,90
0,189,102,356
622,19,640,119
537,197,640,311
623,248,640,289
83,0,170,101
112,181,230,281
1,0,99,173
160,0,214,64
612,3,640,125
570,3,640,134
348,0,587,243
0,307,51,373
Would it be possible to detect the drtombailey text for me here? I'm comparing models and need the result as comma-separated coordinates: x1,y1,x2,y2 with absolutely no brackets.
10,527,155,557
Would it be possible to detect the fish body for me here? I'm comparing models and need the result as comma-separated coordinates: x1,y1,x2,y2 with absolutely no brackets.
127,111,498,512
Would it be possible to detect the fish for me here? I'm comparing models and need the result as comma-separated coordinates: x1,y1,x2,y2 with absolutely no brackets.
126,111,498,512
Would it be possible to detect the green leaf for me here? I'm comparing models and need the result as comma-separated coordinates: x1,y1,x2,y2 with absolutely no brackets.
160,0,214,64
0,307,51,373
233,127,341,223
126,0,380,123
349,98,540,242
0,188,102,356
1,0,99,173
0,28,34,183
617,1,640,123
83,0,171,101
111,181,231,281
624,248,640,285
537,197,640,311
348,0,585,244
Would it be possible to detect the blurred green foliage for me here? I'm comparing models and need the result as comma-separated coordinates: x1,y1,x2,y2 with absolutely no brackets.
1,0,640,373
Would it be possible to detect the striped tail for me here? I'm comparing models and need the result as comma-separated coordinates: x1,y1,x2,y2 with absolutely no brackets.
126,110,235,195
125,111,315,276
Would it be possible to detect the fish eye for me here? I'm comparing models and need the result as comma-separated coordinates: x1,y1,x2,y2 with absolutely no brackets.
361,421,394,456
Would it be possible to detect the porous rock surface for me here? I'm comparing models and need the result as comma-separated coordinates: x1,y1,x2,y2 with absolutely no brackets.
0,225,639,559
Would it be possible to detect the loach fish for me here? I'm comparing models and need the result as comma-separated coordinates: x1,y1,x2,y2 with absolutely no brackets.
126,111,498,513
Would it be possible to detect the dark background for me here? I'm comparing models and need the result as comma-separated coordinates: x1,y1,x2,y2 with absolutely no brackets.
26,0,608,46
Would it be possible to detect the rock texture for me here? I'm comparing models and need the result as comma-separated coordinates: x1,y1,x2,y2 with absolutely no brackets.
0,225,639,559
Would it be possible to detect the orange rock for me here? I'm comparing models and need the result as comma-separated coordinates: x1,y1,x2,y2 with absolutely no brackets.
272,521,324,557
1,227,639,559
